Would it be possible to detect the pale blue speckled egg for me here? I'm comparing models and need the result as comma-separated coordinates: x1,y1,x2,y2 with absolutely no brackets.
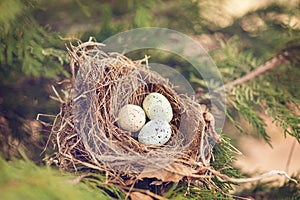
138,119,172,146
142,93,173,122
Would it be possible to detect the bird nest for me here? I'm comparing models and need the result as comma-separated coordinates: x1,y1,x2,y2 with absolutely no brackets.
49,41,221,186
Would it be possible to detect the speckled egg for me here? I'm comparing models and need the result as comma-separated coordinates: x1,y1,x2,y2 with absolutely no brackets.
142,93,173,122
117,104,146,132
138,119,172,146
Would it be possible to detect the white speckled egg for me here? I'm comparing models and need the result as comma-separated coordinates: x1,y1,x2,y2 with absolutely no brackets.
138,119,172,146
117,104,146,132
142,93,173,122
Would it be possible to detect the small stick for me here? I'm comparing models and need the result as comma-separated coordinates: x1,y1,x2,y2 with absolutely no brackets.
51,85,64,103
210,169,297,184
124,179,137,200
36,113,57,120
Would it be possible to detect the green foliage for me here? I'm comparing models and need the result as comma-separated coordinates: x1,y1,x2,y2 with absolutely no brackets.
0,0,35,34
132,0,161,27
213,31,299,143
211,135,243,191
0,0,70,157
0,0,69,83
214,36,264,81
78,0,204,41
164,182,234,200
156,0,204,33
0,155,123,200
260,63,300,142
227,85,271,144
81,173,125,199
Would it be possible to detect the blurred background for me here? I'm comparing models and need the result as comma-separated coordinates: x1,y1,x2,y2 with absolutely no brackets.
0,0,299,199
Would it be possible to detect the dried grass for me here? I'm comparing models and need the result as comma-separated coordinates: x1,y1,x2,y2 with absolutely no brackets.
49,41,219,186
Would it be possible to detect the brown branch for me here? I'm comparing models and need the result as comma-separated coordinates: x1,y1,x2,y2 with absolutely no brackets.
209,169,298,184
285,139,297,173
215,55,287,92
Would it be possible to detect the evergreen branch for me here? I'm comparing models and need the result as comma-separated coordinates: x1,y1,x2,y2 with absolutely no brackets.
215,54,287,92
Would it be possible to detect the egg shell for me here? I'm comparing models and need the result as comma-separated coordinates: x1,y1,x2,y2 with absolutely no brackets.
117,104,146,132
142,93,173,122
138,119,172,146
